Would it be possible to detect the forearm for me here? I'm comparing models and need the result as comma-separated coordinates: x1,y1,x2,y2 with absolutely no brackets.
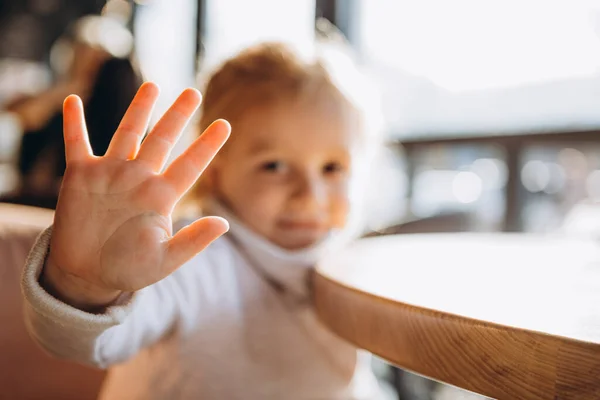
22,227,182,368
9,81,83,132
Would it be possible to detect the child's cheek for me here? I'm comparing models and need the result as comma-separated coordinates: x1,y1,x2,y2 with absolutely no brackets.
331,197,350,228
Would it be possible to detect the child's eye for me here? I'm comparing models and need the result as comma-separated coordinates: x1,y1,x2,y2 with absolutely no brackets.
260,161,287,173
323,162,344,175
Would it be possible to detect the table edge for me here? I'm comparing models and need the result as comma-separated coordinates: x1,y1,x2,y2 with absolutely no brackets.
313,271,600,400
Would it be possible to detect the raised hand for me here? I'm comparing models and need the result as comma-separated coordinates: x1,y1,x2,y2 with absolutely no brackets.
42,82,230,310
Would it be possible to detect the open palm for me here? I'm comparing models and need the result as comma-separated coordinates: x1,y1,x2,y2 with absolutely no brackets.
47,82,230,305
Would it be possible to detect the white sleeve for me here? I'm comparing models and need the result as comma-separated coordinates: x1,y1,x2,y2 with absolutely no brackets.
21,227,196,369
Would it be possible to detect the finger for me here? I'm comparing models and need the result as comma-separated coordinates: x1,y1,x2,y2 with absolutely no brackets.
135,88,202,171
162,119,230,197
105,82,160,160
63,95,93,163
163,216,229,275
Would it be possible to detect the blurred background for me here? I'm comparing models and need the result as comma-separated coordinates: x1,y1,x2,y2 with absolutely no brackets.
1,0,600,399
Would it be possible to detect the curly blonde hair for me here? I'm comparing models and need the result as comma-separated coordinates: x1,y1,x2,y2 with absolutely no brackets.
189,40,381,206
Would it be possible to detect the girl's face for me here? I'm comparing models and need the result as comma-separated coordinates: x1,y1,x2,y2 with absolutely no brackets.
208,99,363,250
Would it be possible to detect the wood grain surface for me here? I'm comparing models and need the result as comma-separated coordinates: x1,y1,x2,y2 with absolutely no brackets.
314,233,600,400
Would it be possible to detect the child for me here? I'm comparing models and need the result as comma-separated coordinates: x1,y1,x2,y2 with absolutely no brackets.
22,42,382,399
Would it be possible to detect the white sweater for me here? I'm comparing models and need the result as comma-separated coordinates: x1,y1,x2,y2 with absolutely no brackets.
21,204,380,400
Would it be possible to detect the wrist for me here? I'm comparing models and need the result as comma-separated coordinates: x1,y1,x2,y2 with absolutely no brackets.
41,254,122,313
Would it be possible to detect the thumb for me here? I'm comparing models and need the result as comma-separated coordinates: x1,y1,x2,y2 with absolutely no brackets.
163,216,229,275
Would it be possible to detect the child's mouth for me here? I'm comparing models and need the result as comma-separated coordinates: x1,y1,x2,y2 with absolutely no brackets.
277,220,324,231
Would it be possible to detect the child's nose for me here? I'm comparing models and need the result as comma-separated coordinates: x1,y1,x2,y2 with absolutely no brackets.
293,174,326,210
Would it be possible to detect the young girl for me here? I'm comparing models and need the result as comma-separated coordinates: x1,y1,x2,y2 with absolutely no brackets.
22,42,382,399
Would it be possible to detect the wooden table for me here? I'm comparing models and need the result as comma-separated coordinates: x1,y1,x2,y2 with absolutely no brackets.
314,233,600,400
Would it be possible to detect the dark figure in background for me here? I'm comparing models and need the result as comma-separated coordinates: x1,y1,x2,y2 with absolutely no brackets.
18,57,140,194
84,57,140,165
9,15,141,209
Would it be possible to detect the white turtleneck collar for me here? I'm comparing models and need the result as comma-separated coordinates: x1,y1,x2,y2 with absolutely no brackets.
201,199,350,300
